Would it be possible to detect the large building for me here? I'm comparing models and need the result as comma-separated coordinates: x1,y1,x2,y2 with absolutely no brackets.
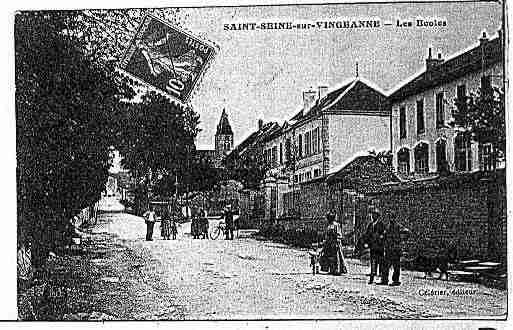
261,77,391,219
389,31,504,179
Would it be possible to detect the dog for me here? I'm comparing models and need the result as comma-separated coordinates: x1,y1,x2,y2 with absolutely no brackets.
414,255,449,280
414,246,458,280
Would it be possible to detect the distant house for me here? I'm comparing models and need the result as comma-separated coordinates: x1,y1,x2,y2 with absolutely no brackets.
224,119,281,186
389,31,504,179
224,120,281,226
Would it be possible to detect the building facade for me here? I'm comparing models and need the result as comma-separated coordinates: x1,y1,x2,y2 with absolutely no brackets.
261,77,391,219
389,31,504,178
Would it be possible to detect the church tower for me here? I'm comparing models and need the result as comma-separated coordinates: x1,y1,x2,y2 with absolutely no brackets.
215,109,234,158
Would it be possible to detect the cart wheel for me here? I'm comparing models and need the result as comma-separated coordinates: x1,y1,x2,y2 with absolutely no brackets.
210,227,222,240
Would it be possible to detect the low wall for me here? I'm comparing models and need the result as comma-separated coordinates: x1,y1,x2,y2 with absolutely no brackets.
367,171,506,261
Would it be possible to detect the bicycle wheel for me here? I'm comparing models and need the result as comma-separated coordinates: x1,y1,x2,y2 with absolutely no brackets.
210,226,222,240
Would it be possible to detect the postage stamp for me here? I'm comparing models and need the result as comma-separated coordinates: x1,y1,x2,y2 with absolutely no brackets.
120,14,217,103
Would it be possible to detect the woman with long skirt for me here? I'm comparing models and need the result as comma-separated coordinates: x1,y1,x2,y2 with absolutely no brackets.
320,212,348,276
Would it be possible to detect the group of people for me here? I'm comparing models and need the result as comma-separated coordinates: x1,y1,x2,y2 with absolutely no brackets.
142,204,239,241
143,205,178,241
191,208,209,239
360,199,410,286
318,199,409,286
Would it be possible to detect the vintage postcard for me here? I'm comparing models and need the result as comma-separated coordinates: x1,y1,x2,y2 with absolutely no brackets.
13,0,507,324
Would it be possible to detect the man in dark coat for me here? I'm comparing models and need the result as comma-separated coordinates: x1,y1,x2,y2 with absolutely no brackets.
381,218,410,286
362,200,386,284
224,205,234,240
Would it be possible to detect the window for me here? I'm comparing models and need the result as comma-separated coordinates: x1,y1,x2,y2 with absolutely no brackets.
305,171,312,181
304,132,310,156
397,148,410,175
481,75,491,92
314,128,320,153
416,99,425,134
399,107,406,139
436,139,448,173
457,84,466,99
279,143,283,165
436,92,444,127
455,84,467,117
454,133,472,172
293,175,298,183
271,146,277,167
313,168,321,177
298,135,303,158
311,129,317,154
285,139,291,163
414,143,429,174
480,143,494,172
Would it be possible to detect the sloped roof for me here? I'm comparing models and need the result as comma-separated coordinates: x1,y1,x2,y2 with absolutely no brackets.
216,109,233,135
226,122,280,161
289,78,390,126
326,155,400,193
389,36,503,102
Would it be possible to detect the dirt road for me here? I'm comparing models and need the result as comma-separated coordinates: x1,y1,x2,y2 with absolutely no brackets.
79,212,506,320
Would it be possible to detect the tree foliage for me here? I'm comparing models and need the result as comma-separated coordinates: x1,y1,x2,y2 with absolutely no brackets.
224,147,269,189
115,92,218,209
16,11,135,267
452,83,505,168
117,92,197,176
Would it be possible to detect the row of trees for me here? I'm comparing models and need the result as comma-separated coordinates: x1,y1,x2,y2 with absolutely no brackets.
16,10,217,269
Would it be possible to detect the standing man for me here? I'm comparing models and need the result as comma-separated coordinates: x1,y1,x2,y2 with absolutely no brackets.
224,204,234,240
200,208,209,239
362,199,386,285
382,218,410,286
143,205,157,241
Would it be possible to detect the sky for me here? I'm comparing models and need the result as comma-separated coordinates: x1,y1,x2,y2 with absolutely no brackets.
153,2,502,149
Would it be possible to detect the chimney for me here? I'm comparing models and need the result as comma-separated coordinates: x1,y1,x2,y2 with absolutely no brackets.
480,31,489,46
426,47,444,72
258,119,264,130
318,86,329,101
303,88,317,114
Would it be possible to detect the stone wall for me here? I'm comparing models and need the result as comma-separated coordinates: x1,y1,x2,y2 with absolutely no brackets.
367,172,506,261
279,180,358,244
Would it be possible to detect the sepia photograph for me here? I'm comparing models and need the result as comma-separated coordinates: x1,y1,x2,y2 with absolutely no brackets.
13,0,507,322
